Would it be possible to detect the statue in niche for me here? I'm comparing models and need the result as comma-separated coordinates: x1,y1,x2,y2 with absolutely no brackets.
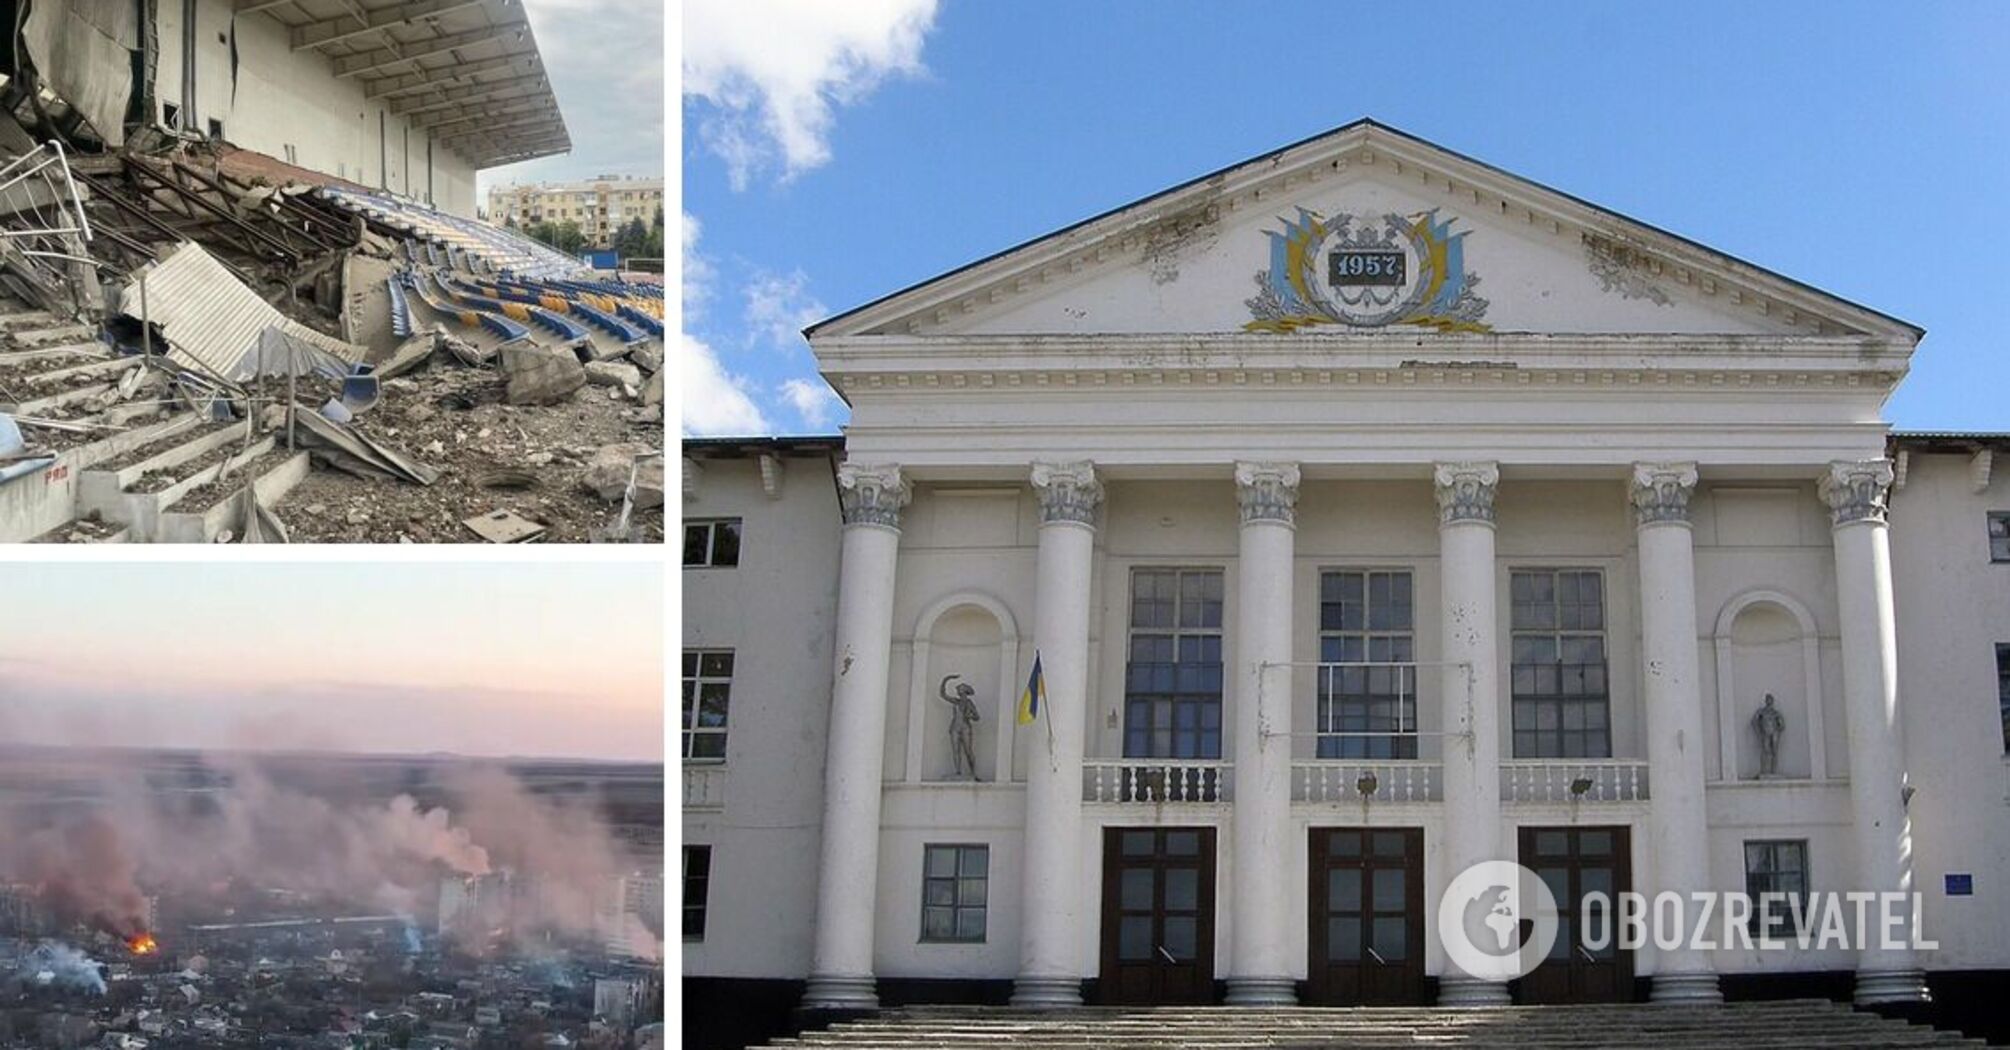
1752,694,1787,778
938,675,982,781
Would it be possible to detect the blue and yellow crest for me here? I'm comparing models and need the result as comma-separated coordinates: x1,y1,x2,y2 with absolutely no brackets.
1244,208,1491,333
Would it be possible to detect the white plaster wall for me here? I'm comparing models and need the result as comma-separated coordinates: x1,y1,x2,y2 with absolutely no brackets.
937,172,1792,337
681,453,842,979
1888,451,2010,971
153,0,480,216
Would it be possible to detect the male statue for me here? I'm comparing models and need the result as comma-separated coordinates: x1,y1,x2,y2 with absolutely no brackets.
1752,693,1786,778
938,674,982,780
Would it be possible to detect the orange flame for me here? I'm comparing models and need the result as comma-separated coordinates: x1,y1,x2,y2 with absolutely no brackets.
127,933,159,956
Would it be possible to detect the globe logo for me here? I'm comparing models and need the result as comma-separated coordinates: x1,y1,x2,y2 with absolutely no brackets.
1436,860,1561,982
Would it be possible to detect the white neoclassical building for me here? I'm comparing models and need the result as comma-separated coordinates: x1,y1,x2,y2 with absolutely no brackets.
681,122,2010,1034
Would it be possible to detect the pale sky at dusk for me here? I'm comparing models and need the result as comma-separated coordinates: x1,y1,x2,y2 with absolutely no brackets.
0,562,662,762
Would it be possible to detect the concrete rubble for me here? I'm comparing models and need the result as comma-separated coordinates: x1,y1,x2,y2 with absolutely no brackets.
0,124,663,544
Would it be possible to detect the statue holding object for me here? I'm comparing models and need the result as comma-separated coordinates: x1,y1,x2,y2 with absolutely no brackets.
938,674,982,781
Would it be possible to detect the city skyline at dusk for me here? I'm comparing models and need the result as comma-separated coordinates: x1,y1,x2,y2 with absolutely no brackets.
0,562,663,762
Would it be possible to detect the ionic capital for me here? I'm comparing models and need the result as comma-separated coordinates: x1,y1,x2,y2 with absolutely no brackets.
1434,462,1499,526
1630,462,1699,527
1031,461,1103,526
1819,459,1894,527
837,462,910,529
1235,461,1301,526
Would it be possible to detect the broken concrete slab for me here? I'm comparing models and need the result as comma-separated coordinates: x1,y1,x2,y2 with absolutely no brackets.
627,345,663,374
583,360,642,390
580,443,664,510
463,507,546,543
374,331,439,380
500,343,586,406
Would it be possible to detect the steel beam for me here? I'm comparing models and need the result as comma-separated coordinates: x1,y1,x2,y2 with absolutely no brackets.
364,53,539,99
388,73,547,115
413,100,554,133
333,22,521,78
292,0,487,52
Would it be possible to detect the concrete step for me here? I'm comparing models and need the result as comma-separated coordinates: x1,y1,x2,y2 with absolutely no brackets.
760,1001,1983,1049
6,321,96,348
0,308,58,330
153,448,311,543
76,420,268,540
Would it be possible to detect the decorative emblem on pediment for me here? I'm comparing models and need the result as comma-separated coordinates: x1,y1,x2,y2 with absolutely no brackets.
1244,208,1490,333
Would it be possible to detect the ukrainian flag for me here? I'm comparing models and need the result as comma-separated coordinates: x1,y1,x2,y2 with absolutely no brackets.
1018,653,1046,725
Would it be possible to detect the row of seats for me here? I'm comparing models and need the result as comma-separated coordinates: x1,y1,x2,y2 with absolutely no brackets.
387,276,413,338
322,186,584,279
400,270,529,343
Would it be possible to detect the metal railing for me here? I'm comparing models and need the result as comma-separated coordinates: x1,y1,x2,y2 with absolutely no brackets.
1501,759,1649,803
1083,760,1232,804
0,141,99,318
1293,760,1443,803
682,764,727,810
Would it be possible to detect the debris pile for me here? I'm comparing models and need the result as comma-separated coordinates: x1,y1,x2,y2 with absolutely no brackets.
0,128,662,544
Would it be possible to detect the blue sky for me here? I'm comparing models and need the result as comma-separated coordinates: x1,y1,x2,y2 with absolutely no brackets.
681,1,2010,436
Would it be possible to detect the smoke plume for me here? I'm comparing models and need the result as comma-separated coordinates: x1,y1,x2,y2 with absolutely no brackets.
3,940,108,995
0,753,658,958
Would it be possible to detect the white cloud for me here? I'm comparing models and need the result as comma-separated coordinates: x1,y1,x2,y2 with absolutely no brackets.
743,269,827,348
780,377,842,430
683,0,938,188
680,333,770,436
681,211,715,321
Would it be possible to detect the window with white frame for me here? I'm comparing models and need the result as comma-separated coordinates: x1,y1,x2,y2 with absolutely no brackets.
683,518,741,568
681,651,732,761
1744,840,1808,937
1510,569,1611,758
919,844,989,943
1124,568,1225,759
1317,569,1417,758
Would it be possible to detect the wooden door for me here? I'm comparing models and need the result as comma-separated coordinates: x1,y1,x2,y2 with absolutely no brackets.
1307,827,1426,1005
1515,825,1634,1003
1098,827,1217,1004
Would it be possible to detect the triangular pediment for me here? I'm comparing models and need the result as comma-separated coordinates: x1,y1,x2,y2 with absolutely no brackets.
809,120,1918,343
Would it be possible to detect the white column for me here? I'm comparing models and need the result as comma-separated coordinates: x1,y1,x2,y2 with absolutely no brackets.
1012,461,1103,1007
1433,462,1510,1007
1819,459,1929,1005
803,463,911,1010
1630,464,1722,1003
1227,462,1300,1005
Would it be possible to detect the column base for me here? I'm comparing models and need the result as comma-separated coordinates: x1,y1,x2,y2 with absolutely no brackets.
1854,968,1930,1005
1649,972,1723,1004
1437,976,1511,1007
1224,976,1298,1006
1010,975,1083,1008
801,974,878,1011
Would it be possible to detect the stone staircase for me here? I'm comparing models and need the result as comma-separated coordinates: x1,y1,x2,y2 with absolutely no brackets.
762,1001,1982,1048
71,415,311,542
